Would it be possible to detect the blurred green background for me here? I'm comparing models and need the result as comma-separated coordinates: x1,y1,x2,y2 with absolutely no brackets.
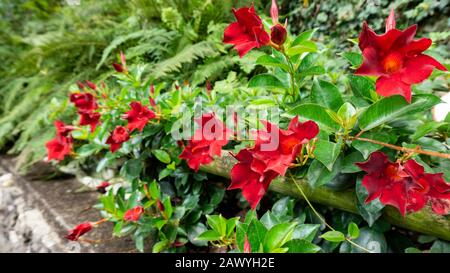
0,0,448,170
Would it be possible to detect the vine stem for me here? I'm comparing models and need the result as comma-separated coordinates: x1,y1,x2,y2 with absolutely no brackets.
289,173,374,253
348,136,450,160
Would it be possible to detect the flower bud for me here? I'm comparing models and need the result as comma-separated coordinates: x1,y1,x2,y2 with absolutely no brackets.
270,24,287,46
112,62,125,73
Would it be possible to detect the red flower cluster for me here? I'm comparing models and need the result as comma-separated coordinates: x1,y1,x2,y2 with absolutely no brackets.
65,222,93,241
179,113,233,172
223,1,287,57
229,117,319,209
46,121,74,161
70,91,101,132
124,206,144,222
106,126,130,153
355,10,447,102
356,151,450,216
122,101,156,132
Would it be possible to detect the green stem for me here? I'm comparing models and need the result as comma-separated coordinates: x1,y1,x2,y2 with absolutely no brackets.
281,50,297,100
289,173,373,253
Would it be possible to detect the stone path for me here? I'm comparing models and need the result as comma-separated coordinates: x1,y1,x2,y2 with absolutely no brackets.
0,157,134,253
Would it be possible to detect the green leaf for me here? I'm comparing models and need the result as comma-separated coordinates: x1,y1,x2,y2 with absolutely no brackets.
347,222,360,239
158,168,172,180
341,151,365,173
337,102,357,128
287,41,317,56
206,215,227,236
152,149,171,164
342,52,363,67
311,80,344,112
260,211,281,230
320,231,345,242
430,240,450,253
187,222,208,247
348,75,374,100
226,217,239,237
313,139,341,171
120,159,143,181
152,240,169,253
256,54,289,71
76,144,100,157
196,230,222,241
292,224,320,242
263,222,297,253
307,159,340,188
352,132,390,159
411,121,447,141
289,103,341,133
162,196,173,218
285,239,321,253
299,66,325,77
248,73,287,89
405,247,422,253
148,180,161,200
292,29,317,46
247,220,268,253
358,95,441,131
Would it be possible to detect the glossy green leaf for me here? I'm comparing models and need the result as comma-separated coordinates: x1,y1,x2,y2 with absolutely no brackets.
311,80,344,111
347,222,360,239
289,103,341,133
320,231,345,242
263,222,298,253
256,54,289,71
313,139,341,171
348,75,374,100
152,149,171,164
285,239,321,253
248,73,287,89
359,95,441,131
342,52,363,67
196,230,222,241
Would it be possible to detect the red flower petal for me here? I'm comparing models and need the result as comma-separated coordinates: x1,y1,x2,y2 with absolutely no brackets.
401,54,447,84
375,74,412,102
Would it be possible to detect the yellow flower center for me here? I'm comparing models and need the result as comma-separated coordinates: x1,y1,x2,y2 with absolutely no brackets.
382,52,403,73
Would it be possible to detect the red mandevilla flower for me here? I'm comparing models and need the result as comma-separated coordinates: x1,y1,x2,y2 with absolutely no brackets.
223,5,270,57
46,121,74,162
122,101,156,132
46,137,73,162
179,113,233,172
229,117,319,209
65,222,93,241
356,151,450,216
79,111,101,132
106,126,130,153
403,159,450,215
70,92,98,113
124,206,144,222
355,10,447,102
